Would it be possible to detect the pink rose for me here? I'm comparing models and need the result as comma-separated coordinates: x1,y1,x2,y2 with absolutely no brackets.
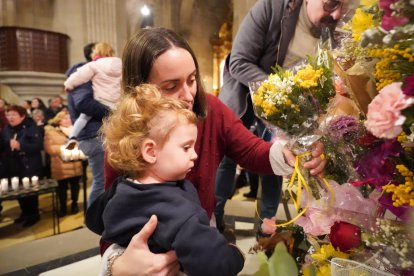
261,217,277,235
365,82,414,139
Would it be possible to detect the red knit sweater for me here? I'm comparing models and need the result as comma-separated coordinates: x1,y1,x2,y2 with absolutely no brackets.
104,94,273,218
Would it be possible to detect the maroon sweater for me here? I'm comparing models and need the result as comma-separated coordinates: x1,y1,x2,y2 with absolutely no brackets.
104,94,273,217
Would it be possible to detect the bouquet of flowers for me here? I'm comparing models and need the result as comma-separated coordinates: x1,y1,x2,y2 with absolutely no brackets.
250,48,336,214
360,0,414,215
250,50,335,138
249,1,414,274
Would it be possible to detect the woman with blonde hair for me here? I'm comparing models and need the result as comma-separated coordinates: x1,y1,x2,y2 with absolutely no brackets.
44,110,83,217
64,42,121,149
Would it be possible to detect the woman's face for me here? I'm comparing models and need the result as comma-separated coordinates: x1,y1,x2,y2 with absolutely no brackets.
31,99,39,109
147,47,197,110
59,114,72,128
6,111,25,127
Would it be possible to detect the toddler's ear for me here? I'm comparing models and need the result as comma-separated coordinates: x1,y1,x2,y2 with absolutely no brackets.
141,139,157,164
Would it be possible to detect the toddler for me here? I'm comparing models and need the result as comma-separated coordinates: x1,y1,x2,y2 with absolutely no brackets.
86,84,244,276
64,42,121,149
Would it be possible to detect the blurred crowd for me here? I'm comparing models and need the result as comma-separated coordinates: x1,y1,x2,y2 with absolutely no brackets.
0,95,83,227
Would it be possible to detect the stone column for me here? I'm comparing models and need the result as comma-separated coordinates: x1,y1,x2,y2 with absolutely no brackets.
85,0,118,53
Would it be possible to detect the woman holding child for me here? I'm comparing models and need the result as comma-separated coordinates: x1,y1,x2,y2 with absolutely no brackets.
90,27,326,275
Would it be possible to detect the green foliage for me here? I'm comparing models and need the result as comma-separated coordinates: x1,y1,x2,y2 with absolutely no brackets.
255,243,299,276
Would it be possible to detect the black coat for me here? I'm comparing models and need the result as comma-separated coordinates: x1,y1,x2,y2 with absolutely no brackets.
86,178,244,276
0,117,44,179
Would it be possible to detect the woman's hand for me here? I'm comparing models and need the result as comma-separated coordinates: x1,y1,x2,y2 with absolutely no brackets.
111,215,179,276
282,141,326,176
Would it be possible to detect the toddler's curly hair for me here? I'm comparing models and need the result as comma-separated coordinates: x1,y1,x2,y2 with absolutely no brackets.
101,84,197,178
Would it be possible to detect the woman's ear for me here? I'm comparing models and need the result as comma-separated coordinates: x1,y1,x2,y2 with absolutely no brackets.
141,138,157,164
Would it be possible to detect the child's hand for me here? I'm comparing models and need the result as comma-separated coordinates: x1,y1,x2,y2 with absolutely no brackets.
261,217,277,235
64,86,73,93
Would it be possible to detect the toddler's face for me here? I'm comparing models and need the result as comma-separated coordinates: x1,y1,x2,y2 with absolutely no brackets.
153,122,198,182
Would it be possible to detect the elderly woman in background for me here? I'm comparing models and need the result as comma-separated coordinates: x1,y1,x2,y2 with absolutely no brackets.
0,105,43,227
44,111,83,217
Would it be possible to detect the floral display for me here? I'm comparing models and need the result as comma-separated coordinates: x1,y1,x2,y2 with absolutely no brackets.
249,0,414,275
250,49,337,222
250,51,335,137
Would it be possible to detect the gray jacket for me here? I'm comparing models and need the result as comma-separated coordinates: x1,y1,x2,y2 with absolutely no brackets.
219,0,303,117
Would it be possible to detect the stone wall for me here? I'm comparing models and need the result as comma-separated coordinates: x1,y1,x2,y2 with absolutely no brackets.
0,0,257,99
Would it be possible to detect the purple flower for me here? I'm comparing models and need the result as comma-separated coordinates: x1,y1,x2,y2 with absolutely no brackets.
378,193,410,221
354,139,402,188
403,74,414,97
327,115,359,142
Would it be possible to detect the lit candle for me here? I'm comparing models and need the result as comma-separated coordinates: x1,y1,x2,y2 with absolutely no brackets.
31,176,39,186
1,178,8,192
22,177,30,189
11,177,19,190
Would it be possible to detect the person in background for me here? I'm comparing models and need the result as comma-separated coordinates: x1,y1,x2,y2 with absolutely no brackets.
32,108,51,178
0,105,43,227
65,42,96,77
102,27,326,275
0,98,8,135
45,96,66,123
44,111,82,217
20,100,32,116
86,84,245,276
0,97,8,213
31,98,48,120
32,109,46,136
64,42,121,149
217,0,348,237
66,42,109,206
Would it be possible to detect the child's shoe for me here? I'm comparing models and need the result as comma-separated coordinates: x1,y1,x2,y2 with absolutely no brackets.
65,139,78,150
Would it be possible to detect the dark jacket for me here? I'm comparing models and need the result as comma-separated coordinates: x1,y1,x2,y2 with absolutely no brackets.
86,178,244,276
0,117,44,178
65,62,109,141
219,0,302,117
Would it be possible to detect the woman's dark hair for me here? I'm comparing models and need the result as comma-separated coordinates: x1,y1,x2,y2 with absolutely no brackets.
6,105,27,117
122,27,207,118
84,42,96,62
31,97,47,110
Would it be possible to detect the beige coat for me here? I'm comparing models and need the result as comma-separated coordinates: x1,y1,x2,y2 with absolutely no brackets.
44,125,83,180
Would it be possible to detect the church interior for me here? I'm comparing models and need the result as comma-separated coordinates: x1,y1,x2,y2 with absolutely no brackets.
2,0,413,275
0,0,270,274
